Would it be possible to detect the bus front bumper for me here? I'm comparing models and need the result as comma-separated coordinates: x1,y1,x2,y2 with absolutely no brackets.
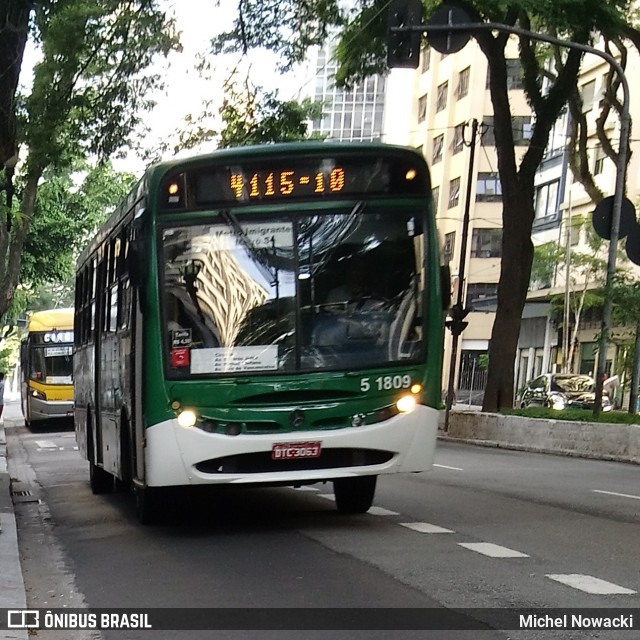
144,405,438,487
28,399,74,422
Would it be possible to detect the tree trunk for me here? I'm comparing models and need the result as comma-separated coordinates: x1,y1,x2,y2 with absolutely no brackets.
629,319,640,414
0,173,39,317
0,0,32,165
482,188,535,411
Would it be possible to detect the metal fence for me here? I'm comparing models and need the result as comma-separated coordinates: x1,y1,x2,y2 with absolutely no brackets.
456,351,488,407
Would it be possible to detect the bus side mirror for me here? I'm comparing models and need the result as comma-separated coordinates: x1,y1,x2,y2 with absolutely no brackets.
440,264,452,310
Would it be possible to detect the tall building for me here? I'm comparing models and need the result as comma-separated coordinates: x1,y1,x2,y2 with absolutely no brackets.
385,36,640,406
303,40,386,142
391,40,530,405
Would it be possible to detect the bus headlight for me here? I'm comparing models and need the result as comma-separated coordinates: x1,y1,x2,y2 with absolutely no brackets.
396,394,417,414
177,409,197,428
31,389,47,400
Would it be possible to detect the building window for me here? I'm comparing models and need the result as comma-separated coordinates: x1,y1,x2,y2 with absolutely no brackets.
432,134,444,164
506,59,524,90
594,145,606,175
471,228,502,258
421,46,431,73
443,231,455,264
534,180,560,219
436,81,448,112
581,80,596,113
418,94,427,123
513,116,533,145
448,177,461,209
481,116,532,146
432,186,440,212
465,283,498,310
452,123,465,154
486,59,523,90
456,67,470,99
476,172,502,201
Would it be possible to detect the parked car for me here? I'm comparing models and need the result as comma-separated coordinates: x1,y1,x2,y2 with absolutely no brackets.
518,373,613,411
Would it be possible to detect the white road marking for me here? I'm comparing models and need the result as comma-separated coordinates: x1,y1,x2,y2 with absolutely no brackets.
293,486,319,492
546,574,636,595
35,440,57,449
593,489,640,501
434,464,464,471
318,494,335,501
72,446,78,451
458,542,529,558
400,522,454,534
367,506,399,516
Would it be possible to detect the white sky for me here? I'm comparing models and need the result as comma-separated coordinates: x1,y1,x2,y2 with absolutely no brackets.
21,0,304,176
123,0,304,172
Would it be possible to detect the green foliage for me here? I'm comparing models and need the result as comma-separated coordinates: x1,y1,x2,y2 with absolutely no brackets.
503,406,640,424
23,0,180,175
218,78,325,148
0,1,179,322
531,241,563,289
0,331,21,376
211,0,344,71
20,162,135,288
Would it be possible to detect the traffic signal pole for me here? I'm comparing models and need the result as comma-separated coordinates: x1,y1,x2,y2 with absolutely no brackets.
443,118,478,432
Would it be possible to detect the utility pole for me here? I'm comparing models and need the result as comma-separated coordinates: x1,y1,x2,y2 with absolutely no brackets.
443,118,479,431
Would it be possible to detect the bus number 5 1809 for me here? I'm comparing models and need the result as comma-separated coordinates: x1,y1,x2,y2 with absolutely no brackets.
360,375,412,392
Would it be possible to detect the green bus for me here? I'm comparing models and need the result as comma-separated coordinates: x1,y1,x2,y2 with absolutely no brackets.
74,142,446,523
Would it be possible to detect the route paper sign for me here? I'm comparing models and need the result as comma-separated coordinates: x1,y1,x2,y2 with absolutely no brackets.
191,346,278,374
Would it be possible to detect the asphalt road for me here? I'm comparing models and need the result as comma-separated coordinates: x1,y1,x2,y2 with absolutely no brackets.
5,406,640,640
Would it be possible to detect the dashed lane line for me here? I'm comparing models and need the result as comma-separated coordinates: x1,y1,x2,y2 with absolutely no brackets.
593,489,640,501
546,574,636,595
300,489,637,596
433,464,464,471
399,522,454,534
367,506,399,516
458,542,529,558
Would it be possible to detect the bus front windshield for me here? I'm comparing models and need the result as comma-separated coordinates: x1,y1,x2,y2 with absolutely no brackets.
30,345,74,384
161,206,426,376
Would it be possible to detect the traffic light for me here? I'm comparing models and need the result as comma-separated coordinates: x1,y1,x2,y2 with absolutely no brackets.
387,0,423,69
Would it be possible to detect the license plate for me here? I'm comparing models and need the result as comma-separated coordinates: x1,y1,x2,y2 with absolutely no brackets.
272,441,322,460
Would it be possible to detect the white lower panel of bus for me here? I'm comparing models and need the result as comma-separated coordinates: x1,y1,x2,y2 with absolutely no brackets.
144,405,438,487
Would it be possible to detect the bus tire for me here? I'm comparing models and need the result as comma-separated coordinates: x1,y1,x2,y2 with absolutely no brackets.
135,486,164,525
90,462,114,495
333,475,377,514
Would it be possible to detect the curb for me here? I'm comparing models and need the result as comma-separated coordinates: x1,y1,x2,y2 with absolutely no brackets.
0,419,29,640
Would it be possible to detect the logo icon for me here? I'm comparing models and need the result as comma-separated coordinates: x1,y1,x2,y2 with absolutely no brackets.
289,409,305,428
8,610,39,629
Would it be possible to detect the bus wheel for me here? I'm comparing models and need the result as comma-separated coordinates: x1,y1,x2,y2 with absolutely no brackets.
90,462,114,495
333,476,377,514
135,486,164,525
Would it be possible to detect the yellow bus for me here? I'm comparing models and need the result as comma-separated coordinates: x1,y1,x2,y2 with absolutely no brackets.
20,308,75,427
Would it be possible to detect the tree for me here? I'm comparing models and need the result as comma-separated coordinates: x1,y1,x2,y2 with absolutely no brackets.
212,0,634,410
0,1,31,167
0,1,179,322
19,161,136,307
148,71,324,161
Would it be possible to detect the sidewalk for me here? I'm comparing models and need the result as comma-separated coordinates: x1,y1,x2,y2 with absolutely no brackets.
0,400,29,640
